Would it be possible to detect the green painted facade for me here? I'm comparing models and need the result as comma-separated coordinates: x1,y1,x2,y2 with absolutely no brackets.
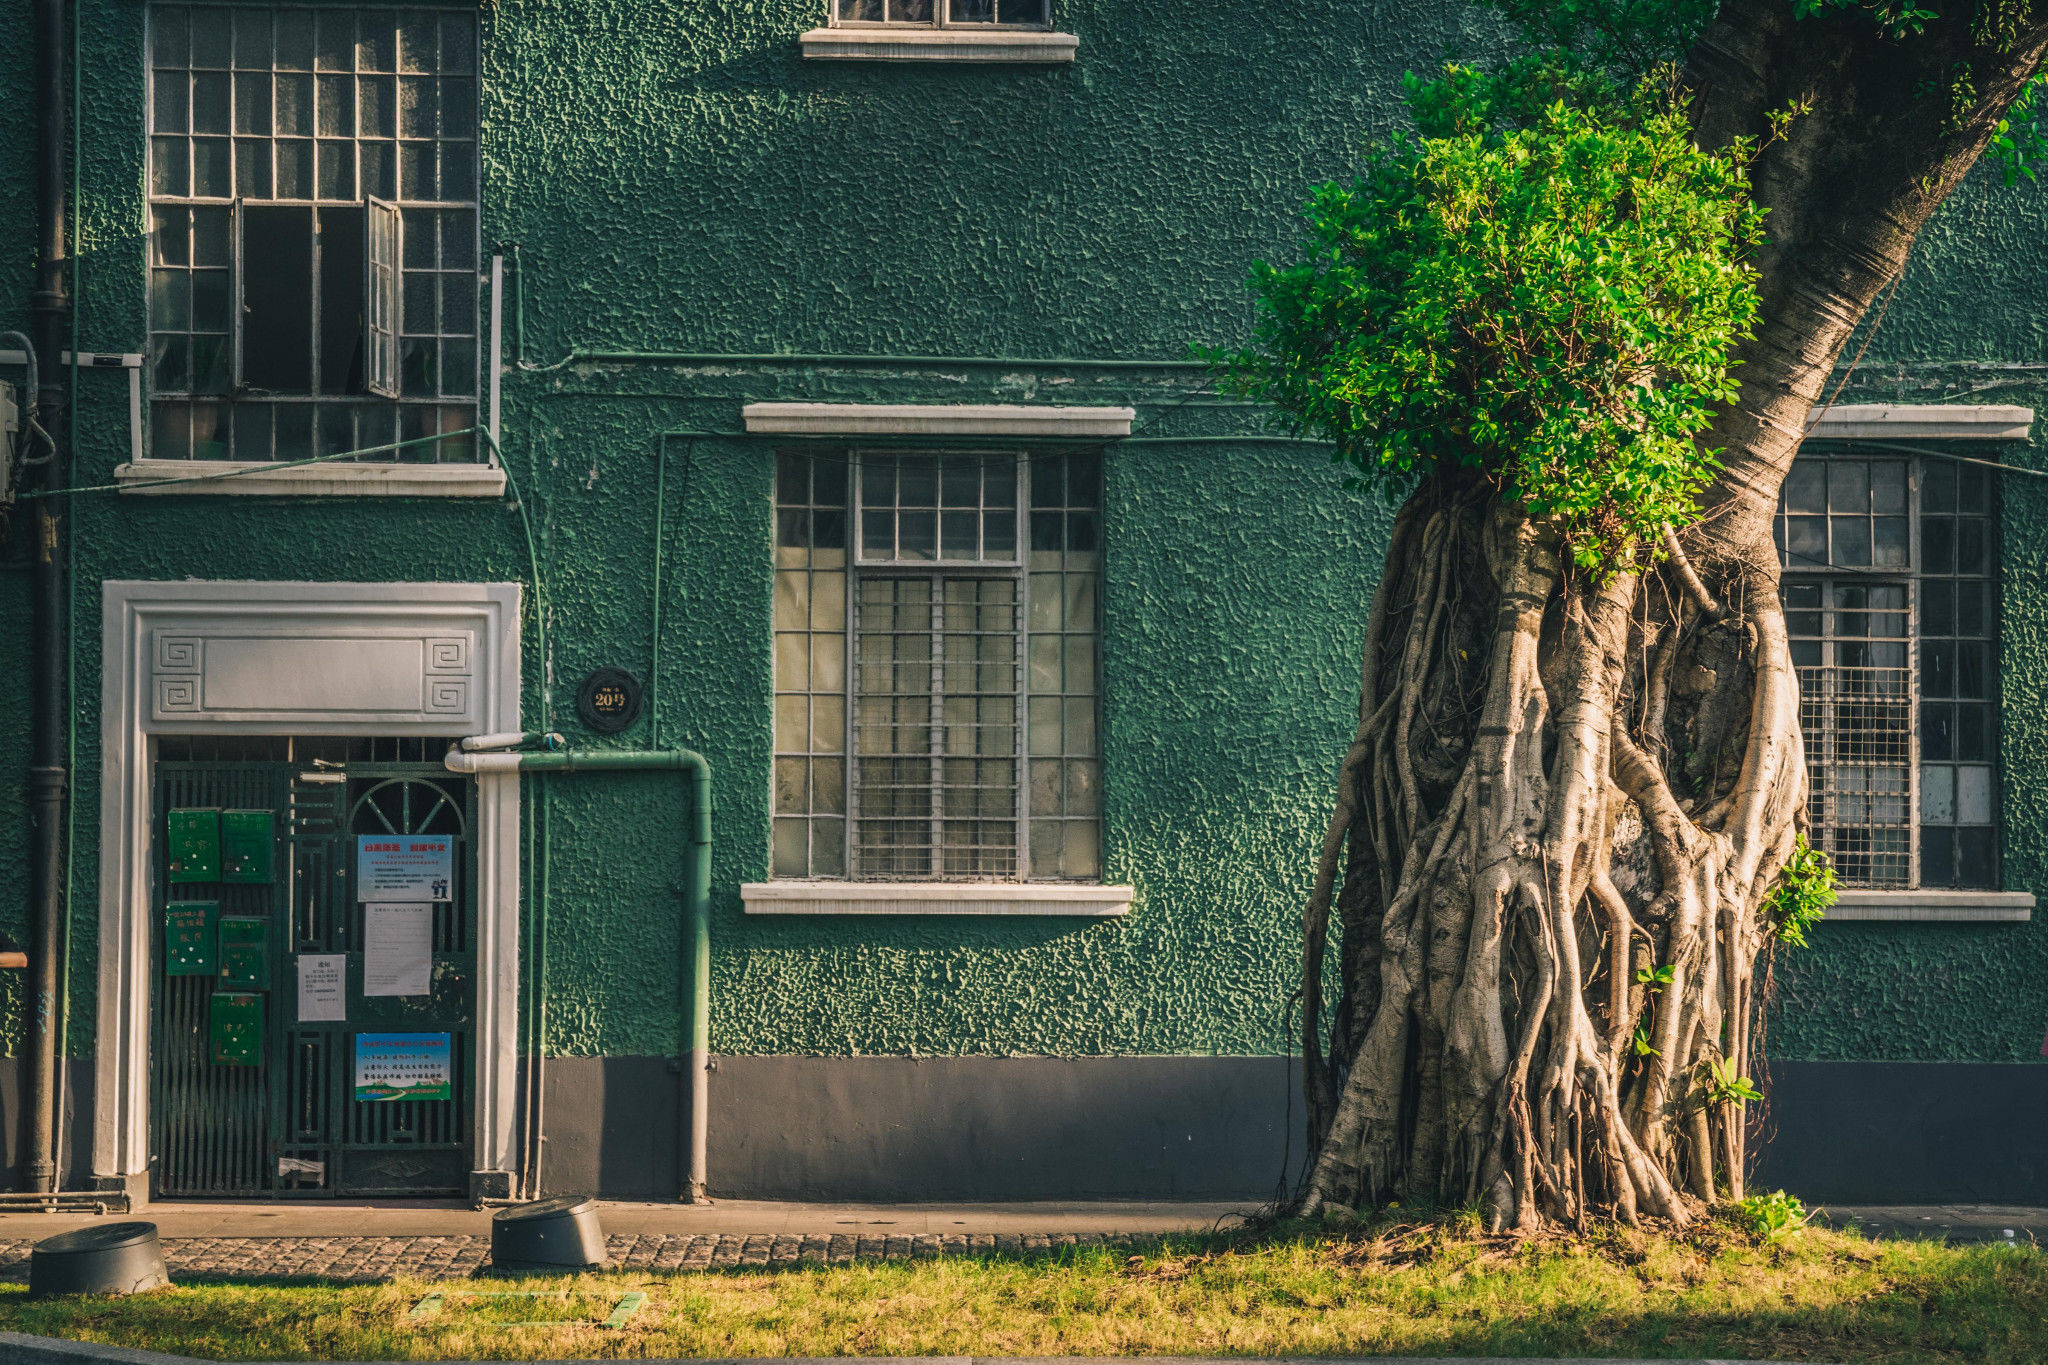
0,0,2043,1105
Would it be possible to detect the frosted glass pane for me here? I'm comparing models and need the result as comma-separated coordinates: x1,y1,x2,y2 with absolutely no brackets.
1956,765,1993,825
1059,821,1099,879
774,570,808,629
1920,764,1954,824
812,696,846,753
774,695,808,752
774,633,809,690
772,819,809,878
810,572,845,630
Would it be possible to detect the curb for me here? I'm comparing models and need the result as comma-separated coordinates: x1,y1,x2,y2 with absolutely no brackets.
0,1338,1835,1365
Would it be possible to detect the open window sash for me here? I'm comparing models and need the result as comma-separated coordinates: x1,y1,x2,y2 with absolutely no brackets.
364,198,402,399
226,198,245,391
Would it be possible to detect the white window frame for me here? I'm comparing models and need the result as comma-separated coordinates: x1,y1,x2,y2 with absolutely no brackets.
828,0,1053,30
144,2,482,464
771,446,1105,885
1778,447,2002,894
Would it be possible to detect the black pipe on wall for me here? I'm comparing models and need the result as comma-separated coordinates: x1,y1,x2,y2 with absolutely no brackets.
25,0,72,1195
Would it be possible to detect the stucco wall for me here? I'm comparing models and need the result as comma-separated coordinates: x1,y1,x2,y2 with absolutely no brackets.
0,0,2042,1079
1763,166,2048,1066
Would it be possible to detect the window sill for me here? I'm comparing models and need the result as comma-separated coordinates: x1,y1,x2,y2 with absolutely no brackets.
1825,890,2034,923
798,28,1079,63
742,881,1132,916
1806,403,2034,441
113,460,507,498
744,402,1132,438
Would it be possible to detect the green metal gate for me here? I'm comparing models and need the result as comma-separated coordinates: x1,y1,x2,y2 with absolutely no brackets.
150,739,477,1198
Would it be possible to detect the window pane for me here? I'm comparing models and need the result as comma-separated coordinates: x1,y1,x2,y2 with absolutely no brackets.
1785,451,2000,891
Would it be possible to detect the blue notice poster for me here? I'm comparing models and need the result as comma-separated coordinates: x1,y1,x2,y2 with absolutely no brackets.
353,1031,453,1102
356,835,454,901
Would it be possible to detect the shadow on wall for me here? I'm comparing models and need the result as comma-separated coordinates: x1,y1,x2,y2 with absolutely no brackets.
1753,1060,2048,1204
542,1054,1304,1203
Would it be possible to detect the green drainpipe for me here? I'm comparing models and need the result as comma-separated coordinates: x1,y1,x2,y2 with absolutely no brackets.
446,742,713,1202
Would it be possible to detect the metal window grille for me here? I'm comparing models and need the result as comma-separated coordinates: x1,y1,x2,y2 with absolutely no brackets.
831,0,1051,28
146,4,480,463
773,448,1102,881
1776,452,1999,889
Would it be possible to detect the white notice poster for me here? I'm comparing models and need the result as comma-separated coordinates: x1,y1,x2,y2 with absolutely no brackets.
362,902,433,997
296,952,347,1021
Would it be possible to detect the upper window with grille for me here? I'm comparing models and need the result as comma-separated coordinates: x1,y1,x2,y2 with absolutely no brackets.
830,0,1050,27
774,449,1101,882
146,4,480,464
1775,451,1998,890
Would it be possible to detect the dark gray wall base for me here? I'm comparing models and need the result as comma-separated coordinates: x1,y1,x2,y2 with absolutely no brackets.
1754,1060,2048,1204
541,1054,1303,1202
14,1052,2036,1204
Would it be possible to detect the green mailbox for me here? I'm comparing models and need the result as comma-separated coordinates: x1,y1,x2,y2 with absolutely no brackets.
209,992,263,1066
220,809,275,884
167,808,221,883
217,917,271,990
164,901,218,976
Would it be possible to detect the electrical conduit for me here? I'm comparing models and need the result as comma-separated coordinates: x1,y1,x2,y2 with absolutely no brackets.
445,744,713,1202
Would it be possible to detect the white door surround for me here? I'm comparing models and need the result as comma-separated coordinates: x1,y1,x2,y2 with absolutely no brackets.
95,580,523,1196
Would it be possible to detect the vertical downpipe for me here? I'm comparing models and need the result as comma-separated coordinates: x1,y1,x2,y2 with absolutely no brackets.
683,760,711,1203
25,0,71,1195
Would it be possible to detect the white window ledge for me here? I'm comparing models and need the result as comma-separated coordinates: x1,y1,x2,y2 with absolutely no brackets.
744,402,1132,439
113,460,507,498
743,881,1132,916
1824,890,2034,923
799,28,1078,62
1807,404,2034,442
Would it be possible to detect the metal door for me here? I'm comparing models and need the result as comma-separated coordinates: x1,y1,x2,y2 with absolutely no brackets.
150,743,476,1197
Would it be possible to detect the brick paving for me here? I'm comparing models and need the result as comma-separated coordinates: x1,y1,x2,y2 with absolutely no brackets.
0,1231,1132,1285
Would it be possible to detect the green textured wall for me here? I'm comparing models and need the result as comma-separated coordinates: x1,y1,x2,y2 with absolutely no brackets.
0,0,2043,1072
0,0,1455,1061
1768,169,2048,1064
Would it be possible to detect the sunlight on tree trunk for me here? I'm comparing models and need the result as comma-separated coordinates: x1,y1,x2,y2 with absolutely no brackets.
1229,0,2048,1232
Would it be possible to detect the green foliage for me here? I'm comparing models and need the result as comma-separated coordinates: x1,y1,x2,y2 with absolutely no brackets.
1703,1055,1765,1106
1631,1024,1660,1057
1735,1188,1816,1243
1987,71,2048,184
1791,0,1939,40
1217,68,1763,571
1634,962,1675,990
1764,833,1838,948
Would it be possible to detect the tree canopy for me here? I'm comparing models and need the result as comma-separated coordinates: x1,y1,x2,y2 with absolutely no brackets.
1221,69,1764,570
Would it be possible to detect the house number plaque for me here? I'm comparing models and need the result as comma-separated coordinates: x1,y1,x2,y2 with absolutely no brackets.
577,667,643,734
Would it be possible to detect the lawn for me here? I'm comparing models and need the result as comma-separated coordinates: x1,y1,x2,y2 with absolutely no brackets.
1,1214,2044,1362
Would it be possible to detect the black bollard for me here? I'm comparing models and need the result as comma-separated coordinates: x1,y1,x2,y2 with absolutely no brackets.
491,1195,607,1270
29,1222,171,1297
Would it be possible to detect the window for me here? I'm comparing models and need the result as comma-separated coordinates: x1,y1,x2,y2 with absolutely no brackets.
1776,451,1999,889
147,5,480,463
830,0,1050,27
774,449,1102,881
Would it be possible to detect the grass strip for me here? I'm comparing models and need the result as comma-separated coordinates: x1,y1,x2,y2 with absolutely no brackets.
0,1214,2042,1362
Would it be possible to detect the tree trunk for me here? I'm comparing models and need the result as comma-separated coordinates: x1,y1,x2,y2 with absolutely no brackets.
1296,472,1797,1229
1291,2,2048,1231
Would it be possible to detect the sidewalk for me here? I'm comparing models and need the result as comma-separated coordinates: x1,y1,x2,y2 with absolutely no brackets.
0,1200,1252,1283
0,1198,1253,1240
0,1198,2037,1285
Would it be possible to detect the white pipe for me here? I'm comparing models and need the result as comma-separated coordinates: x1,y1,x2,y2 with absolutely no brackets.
459,731,534,753
445,749,522,774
